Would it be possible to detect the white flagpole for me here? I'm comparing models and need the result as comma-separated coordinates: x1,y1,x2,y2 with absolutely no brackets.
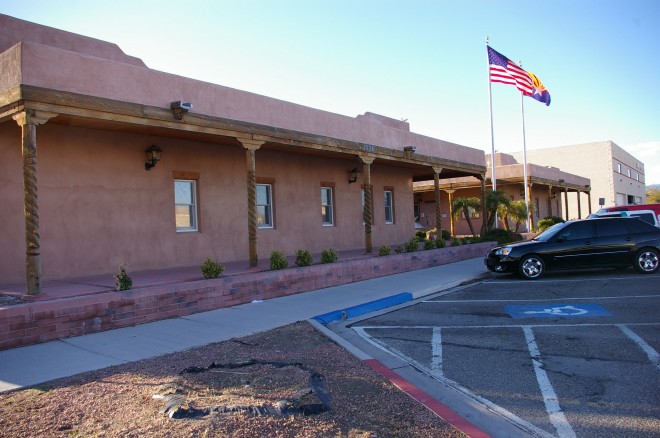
518,60,531,232
486,36,498,229
520,90,531,232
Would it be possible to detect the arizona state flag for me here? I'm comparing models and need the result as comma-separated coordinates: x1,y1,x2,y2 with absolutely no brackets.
488,46,551,106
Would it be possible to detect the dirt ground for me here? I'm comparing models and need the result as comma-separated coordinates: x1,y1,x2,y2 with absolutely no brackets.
0,321,466,437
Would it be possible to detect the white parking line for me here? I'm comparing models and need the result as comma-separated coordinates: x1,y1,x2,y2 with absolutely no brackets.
355,323,660,436
431,327,442,375
617,324,660,371
421,295,658,304
485,276,652,284
354,322,660,330
353,325,557,438
523,326,577,438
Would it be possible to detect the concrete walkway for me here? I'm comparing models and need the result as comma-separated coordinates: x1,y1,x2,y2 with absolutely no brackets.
0,257,490,393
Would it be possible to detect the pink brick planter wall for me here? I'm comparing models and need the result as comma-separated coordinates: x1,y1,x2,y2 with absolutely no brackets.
0,243,495,350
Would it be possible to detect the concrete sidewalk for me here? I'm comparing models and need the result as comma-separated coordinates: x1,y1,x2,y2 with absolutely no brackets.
0,257,490,393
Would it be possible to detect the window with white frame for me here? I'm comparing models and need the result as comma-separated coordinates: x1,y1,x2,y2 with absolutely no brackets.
321,187,334,226
627,168,631,178
174,179,197,232
257,183,273,228
384,190,394,224
616,163,622,173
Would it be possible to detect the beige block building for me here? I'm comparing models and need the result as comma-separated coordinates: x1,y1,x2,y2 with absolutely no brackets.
511,141,647,219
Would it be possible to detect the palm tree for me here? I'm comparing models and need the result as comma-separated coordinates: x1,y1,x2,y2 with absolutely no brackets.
497,203,511,231
483,189,511,231
508,200,531,232
452,197,481,236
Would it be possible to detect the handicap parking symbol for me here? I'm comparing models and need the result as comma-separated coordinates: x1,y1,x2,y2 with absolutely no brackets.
505,304,611,319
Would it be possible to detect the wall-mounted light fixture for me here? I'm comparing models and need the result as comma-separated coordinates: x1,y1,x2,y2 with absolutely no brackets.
403,145,416,153
170,101,193,120
145,145,163,170
348,167,360,184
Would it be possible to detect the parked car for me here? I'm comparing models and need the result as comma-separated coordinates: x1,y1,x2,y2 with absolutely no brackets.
485,217,660,279
587,210,659,227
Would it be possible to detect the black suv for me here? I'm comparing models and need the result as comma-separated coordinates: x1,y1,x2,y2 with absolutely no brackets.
485,217,660,279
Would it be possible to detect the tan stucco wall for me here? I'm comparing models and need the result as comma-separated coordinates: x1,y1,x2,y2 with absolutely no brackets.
3,37,485,167
0,13,145,66
0,124,413,284
512,141,646,218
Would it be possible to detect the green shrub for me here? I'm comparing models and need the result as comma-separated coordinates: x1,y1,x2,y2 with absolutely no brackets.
405,237,419,253
451,238,462,247
394,245,404,254
295,249,313,267
424,239,436,250
378,245,391,256
114,264,132,291
537,216,565,231
415,231,426,240
320,248,338,264
201,257,224,279
435,238,446,248
441,229,451,240
269,251,288,270
482,228,524,244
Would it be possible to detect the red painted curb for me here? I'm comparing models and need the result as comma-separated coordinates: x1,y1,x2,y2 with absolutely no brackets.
363,358,491,438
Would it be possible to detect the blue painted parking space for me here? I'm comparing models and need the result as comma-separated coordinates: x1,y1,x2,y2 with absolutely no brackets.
505,303,611,318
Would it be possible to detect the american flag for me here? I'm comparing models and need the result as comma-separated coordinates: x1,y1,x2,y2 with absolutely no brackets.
487,46,534,95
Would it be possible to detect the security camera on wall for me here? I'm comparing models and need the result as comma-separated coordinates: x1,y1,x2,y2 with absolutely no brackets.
170,101,193,120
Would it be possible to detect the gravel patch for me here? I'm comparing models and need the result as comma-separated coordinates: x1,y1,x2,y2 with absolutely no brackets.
0,321,465,437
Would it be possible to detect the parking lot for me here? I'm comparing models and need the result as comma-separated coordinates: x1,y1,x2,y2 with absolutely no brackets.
331,270,660,437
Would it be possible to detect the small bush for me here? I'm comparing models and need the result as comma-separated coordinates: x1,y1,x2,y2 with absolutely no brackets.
394,245,404,254
435,238,446,248
451,238,462,247
482,228,524,244
378,245,391,256
537,216,565,231
320,248,338,264
405,237,419,253
269,251,288,270
441,229,451,240
415,231,426,240
424,239,436,250
295,249,313,267
114,264,132,291
201,257,224,279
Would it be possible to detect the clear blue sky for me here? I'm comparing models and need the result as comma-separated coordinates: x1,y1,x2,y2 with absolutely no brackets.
3,0,659,183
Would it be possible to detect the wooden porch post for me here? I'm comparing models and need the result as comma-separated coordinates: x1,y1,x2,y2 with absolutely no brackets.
360,154,375,254
13,110,57,295
445,189,456,236
587,188,592,214
238,138,265,267
433,166,443,234
547,185,553,217
577,190,582,219
563,186,569,220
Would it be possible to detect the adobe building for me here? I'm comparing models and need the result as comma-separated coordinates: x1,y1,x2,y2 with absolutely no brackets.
510,141,647,219
413,152,590,234
0,14,487,294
